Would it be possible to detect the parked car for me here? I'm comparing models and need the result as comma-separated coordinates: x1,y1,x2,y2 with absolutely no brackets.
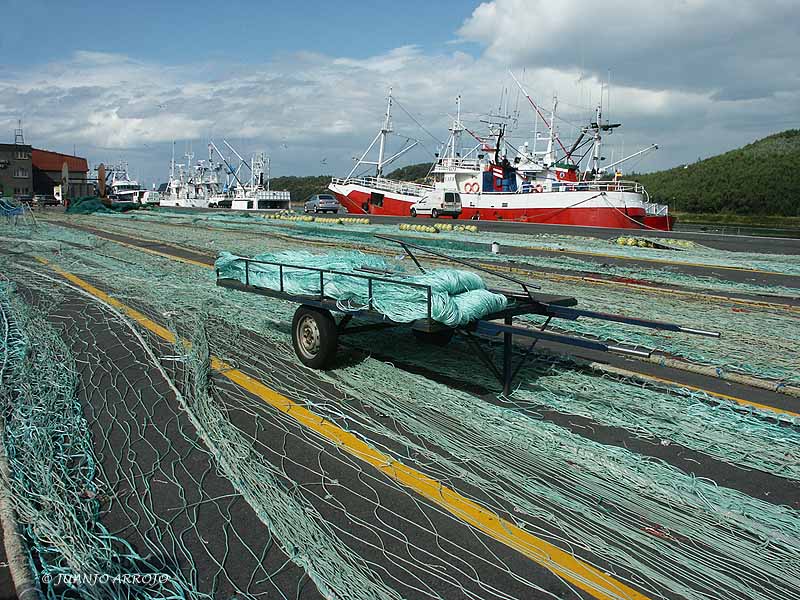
35,194,59,207
409,191,462,218
14,194,34,206
304,194,340,214
209,199,232,209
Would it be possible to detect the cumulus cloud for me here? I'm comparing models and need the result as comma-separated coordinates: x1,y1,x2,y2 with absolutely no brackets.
459,0,800,101
1,3,797,185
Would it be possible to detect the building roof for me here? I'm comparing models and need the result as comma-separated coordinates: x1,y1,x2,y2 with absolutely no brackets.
0,143,32,151
32,149,88,173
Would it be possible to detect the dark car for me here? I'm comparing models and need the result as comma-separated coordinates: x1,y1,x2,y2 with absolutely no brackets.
15,194,34,206
35,194,59,207
303,193,340,214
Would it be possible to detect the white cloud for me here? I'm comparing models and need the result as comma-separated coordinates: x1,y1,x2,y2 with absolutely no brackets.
1,3,797,187
458,0,800,100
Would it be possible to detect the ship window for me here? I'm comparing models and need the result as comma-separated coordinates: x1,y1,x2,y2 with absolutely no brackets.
246,200,253,209
370,192,384,207
502,202,508,208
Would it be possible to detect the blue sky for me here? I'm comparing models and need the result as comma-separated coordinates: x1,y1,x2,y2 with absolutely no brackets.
5,1,480,66
1,0,798,186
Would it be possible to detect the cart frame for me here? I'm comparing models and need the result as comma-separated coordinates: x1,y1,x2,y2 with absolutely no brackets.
216,239,719,395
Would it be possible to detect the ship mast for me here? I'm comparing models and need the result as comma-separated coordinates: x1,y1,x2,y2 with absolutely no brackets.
590,104,603,176
376,88,393,177
544,95,558,167
345,87,418,179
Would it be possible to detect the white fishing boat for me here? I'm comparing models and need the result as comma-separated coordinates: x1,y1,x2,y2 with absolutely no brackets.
159,144,227,208
159,141,290,210
99,162,142,202
330,86,673,230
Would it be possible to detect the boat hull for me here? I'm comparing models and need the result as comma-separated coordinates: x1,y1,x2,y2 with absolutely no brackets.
642,214,676,231
329,182,667,230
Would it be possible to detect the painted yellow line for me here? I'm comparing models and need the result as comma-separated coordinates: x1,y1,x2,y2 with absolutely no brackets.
35,257,178,343
111,238,212,270
37,256,650,600
49,226,800,417
626,370,800,419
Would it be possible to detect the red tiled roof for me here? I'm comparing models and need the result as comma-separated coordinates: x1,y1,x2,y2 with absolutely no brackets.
31,149,89,173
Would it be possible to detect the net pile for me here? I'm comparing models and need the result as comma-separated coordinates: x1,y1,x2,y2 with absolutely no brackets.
60,213,800,386
215,250,508,326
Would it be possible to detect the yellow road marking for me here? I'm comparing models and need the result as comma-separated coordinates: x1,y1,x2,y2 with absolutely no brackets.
37,256,650,600
56,219,800,314
43,224,799,417
621,370,800,419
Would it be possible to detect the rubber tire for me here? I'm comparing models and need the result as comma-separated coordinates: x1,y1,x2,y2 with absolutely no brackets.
410,208,417,217
431,208,439,219
292,306,338,369
412,328,454,347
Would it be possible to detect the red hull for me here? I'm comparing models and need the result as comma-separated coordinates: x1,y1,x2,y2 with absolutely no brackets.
332,188,668,230
642,215,676,231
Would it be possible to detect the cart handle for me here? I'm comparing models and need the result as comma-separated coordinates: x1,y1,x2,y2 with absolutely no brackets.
374,235,541,299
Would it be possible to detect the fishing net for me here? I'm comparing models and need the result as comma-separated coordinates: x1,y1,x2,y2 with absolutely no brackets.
46,212,800,386
215,250,507,326
2,212,799,600
66,197,141,215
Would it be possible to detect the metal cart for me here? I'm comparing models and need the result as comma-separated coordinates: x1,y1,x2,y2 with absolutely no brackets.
216,236,719,395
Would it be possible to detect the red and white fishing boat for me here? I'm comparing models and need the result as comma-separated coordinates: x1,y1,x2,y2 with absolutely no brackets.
330,87,674,230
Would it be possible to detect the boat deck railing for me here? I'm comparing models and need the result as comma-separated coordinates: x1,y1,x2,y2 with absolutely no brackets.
644,202,670,216
433,157,482,171
330,176,434,198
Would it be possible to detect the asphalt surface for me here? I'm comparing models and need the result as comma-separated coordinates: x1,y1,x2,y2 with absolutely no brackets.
4,218,800,600
48,220,799,412
151,205,800,254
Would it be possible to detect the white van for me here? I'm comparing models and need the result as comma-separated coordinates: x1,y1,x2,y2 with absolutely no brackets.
409,191,462,218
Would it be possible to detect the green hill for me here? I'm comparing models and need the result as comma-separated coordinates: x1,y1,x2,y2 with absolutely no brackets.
270,175,331,204
386,163,434,182
271,164,434,204
631,130,800,216
275,131,800,218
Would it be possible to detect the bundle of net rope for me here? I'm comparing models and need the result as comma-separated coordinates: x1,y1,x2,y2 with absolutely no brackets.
215,250,508,326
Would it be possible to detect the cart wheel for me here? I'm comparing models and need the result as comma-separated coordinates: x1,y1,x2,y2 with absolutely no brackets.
412,328,454,346
292,306,338,368
431,208,439,219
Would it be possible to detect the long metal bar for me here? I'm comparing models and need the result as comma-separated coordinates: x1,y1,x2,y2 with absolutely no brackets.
237,257,433,293
471,320,652,358
398,241,426,273
374,235,541,294
544,305,720,337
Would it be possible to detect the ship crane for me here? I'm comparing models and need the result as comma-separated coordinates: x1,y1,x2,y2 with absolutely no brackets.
598,144,659,174
346,88,419,179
